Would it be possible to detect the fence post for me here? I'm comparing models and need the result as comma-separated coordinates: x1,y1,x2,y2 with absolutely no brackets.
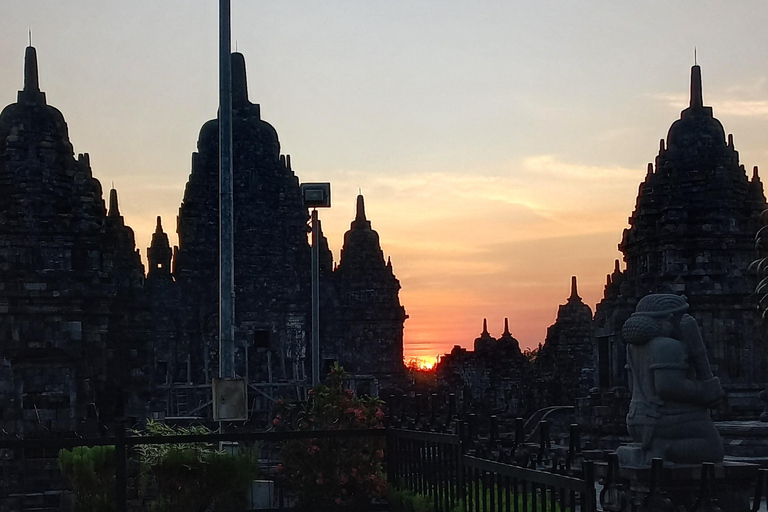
462,387,471,417
488,415,498,451
115,422,127,512
753,468,768,512
584,461,596,512
386,428,395,488
415,394,423,428
457,423,466,512
537,420,549,464
514,417,524,450
401,394,409,427
693,462,718,512
430,393,438,430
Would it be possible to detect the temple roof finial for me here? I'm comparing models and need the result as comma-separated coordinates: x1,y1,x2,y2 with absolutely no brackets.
690,63,703,109
108,188,120,217
503,317,511,336
614,259,621,273
231,52,249,108
569,275,580,301
481,318,489,336
18,44,46,104
24,45,40,93
355,194,367,223
155,216,164,233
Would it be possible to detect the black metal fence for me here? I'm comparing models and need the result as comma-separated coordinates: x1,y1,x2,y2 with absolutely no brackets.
4,421,768,512
388,428,596,512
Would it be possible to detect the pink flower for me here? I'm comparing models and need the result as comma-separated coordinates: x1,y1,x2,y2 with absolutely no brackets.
340,474,349,484
335,498,342,504
375,408,384,420
272,418,280,425
276,464,283,472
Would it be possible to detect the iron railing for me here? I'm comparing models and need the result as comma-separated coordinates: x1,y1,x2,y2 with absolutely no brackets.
388,428,596,512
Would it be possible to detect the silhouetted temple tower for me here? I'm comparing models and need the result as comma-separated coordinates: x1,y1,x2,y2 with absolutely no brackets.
594,64,767,401
171,54,405,393
174,52,319,385
0,46,149,434
474,318,496,354
538,276,595,398
147,217,173,280
330,194,407,382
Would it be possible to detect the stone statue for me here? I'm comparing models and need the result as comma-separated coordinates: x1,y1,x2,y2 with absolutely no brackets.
617,294,724,466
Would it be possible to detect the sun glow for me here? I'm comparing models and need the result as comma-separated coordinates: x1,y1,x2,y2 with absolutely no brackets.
405,356,437,371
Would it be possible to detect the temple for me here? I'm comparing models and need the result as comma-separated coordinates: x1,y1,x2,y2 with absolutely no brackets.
435,64,768,422
535,276,595,402
0,47,407,431
0,46,149,435
593,64,767,413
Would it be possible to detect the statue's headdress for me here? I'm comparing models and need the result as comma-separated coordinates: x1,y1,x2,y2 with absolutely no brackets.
632,294,689,318
622,294,688,345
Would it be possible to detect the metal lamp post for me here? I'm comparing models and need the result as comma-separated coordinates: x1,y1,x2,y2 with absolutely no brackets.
301,183,331,386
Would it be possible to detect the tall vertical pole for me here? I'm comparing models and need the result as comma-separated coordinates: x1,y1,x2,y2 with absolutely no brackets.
219,0,235,379
311,209,320,386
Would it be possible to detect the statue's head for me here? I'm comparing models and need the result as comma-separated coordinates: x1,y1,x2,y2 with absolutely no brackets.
623,294,689,345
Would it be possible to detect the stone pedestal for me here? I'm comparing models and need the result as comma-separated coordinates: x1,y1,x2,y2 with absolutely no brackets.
598,458,759,512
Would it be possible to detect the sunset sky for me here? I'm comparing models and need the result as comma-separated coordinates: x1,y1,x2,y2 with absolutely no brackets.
2,2,768,365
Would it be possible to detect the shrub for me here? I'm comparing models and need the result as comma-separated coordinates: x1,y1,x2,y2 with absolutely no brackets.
388,487,436,512
272,364,387,509
133,420,259,512
58,445,115,512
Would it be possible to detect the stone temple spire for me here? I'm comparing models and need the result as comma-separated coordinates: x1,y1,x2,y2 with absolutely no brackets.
690,64,703,109
356,194,366,220
568,275,581,301
18,45,46,104
108,188,120,217
502,317,511,337
231,52,249,108
352,193,371,229
676,63,715,123
497,317,523,358
338,193,381,269
24,46,39,92
147,216,173,279
474,317,496,354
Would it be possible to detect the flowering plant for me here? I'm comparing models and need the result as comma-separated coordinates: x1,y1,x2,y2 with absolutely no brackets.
272,364,387,508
